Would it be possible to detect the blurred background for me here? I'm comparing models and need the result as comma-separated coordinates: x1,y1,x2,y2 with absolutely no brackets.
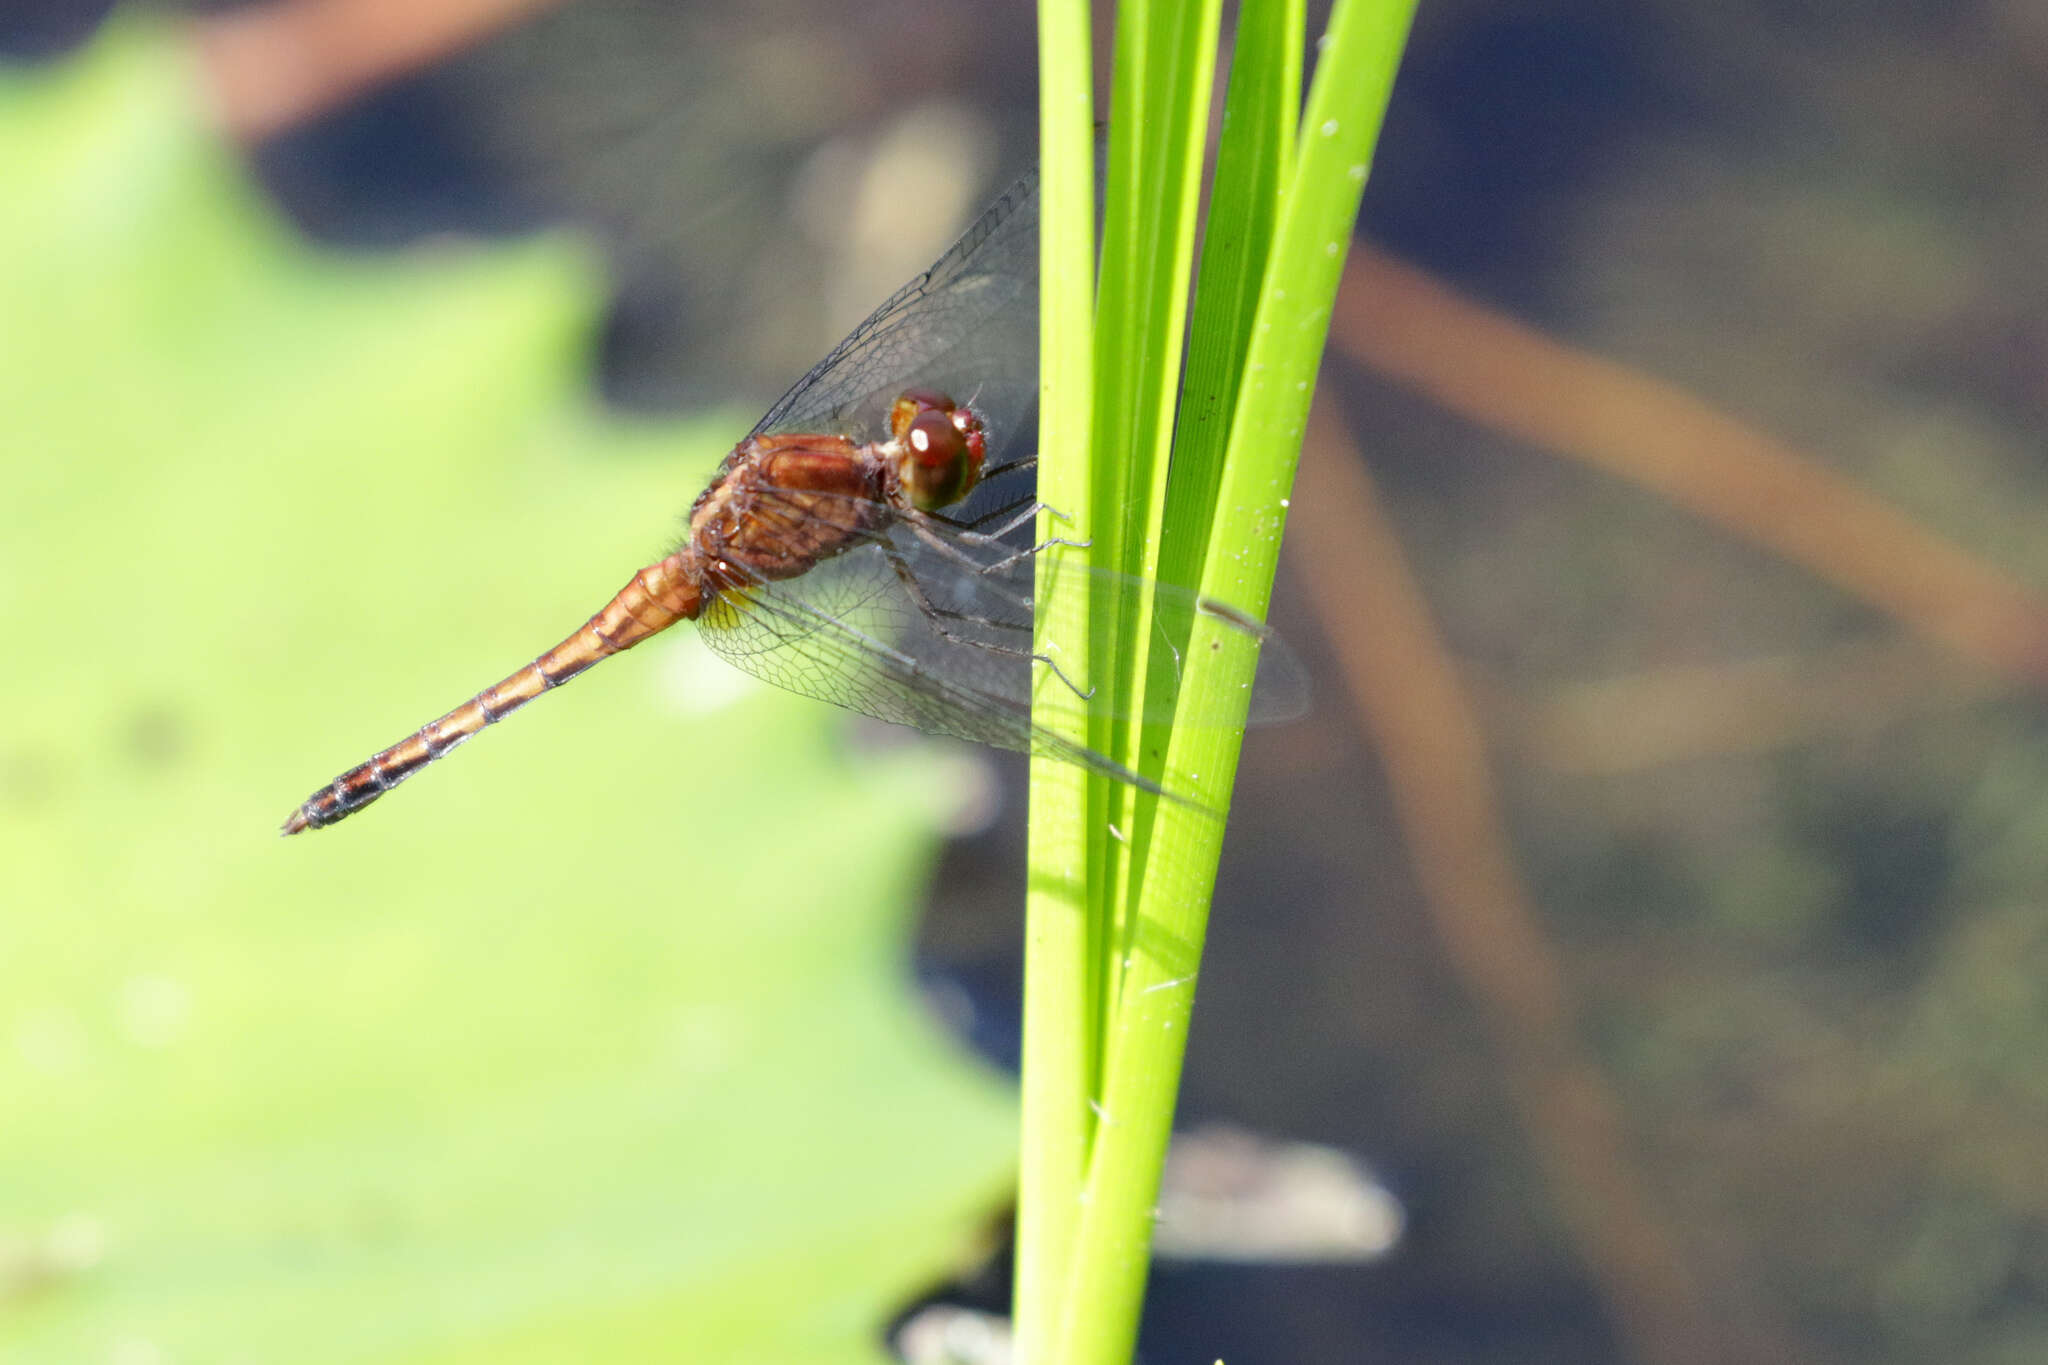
5,1,2048,1362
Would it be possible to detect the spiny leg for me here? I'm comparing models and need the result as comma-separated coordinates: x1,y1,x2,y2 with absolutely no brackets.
883,545,1096,704
928,492,1042,536
900,509,1091,582
967,497,1082,543
927,486,1078,542
951,451,1082,535
976,453,1037,483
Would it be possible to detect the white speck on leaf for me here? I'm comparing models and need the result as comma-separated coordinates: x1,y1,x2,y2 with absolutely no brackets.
118,975,191,1049
16,1007,85,1074
47,1212,106,1271
1321,119,1339,136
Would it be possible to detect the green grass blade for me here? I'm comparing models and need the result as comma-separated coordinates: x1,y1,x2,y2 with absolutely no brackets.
1027,0,1228,1355
1092,0,1226,728
1158,0,1304,580
1198,0,1418,625
1114,0,1306,973
1091,0,1228,1091
1017,0,1099,1357
1055,2,1419,1361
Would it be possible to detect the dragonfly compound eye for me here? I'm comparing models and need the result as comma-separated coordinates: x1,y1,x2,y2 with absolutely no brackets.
889,387,957,439
904,407,980,509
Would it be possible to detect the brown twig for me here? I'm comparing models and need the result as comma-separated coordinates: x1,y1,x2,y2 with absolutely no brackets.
1290,399,1734,1365
1331,244,2048,690
191,0,575,144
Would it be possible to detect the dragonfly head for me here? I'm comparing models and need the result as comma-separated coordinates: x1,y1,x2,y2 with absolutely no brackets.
889,389,987,511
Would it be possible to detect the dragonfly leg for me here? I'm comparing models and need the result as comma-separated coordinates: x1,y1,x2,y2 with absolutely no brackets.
986,533,1091,575
928,493,1040,535
977,454,1038,482
902,510,1091,578
966,458,1082,523
884,545,1098,704
978,502,1060,542
929,493,1079,540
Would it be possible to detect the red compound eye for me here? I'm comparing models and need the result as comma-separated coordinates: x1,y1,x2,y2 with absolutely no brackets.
889,388,956,439
904,408,974,508
908,407,965,468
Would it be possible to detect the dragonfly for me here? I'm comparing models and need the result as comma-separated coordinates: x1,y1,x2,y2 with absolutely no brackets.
282,173,1304,834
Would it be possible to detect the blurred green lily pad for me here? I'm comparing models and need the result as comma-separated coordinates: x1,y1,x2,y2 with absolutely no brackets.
0,24,1013,1364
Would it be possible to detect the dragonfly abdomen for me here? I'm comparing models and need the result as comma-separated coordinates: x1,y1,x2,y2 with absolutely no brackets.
281,552,705,834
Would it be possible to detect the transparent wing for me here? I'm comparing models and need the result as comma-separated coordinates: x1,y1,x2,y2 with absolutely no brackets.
746,174,1040,469
692,501,1308,761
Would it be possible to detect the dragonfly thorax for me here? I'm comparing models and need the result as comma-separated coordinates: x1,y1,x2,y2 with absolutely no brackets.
687,432,884,588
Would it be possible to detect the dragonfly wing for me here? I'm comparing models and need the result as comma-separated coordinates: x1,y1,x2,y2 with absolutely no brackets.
697,540,1031,742
694,501,1308,739
695,542,1163,792
747,174,1040,464
877,525,1312,730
